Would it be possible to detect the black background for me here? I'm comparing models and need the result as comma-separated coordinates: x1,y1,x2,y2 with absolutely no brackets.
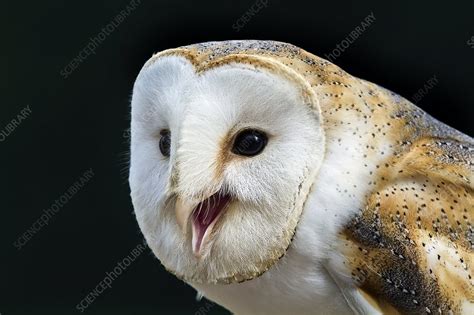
2,0,473,314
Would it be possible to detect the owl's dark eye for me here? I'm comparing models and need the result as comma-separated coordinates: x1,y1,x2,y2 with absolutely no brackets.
159,130,171,157
231,129,268,157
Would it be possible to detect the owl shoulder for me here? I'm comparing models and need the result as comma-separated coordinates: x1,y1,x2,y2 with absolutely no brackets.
335,136,474,314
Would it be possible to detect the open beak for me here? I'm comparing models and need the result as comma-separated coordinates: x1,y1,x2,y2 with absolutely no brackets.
175,192,231,258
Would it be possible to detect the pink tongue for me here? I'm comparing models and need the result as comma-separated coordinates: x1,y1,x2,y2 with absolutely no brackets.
192,194,231,251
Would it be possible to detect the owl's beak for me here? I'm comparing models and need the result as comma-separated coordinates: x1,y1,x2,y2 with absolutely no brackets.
175,197,196,235
175,193,231,258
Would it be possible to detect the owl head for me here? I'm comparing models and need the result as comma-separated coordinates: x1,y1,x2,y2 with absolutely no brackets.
129,41,325,284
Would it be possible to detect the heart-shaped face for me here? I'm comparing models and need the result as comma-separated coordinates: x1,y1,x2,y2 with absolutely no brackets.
129,47,325,284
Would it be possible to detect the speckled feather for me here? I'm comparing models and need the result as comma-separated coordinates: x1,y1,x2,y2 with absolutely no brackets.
143,40,474,314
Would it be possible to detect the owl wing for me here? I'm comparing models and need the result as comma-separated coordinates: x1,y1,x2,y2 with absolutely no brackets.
336,136,474,314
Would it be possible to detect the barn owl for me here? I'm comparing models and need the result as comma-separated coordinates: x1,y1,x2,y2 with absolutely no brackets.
129,40,473,314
